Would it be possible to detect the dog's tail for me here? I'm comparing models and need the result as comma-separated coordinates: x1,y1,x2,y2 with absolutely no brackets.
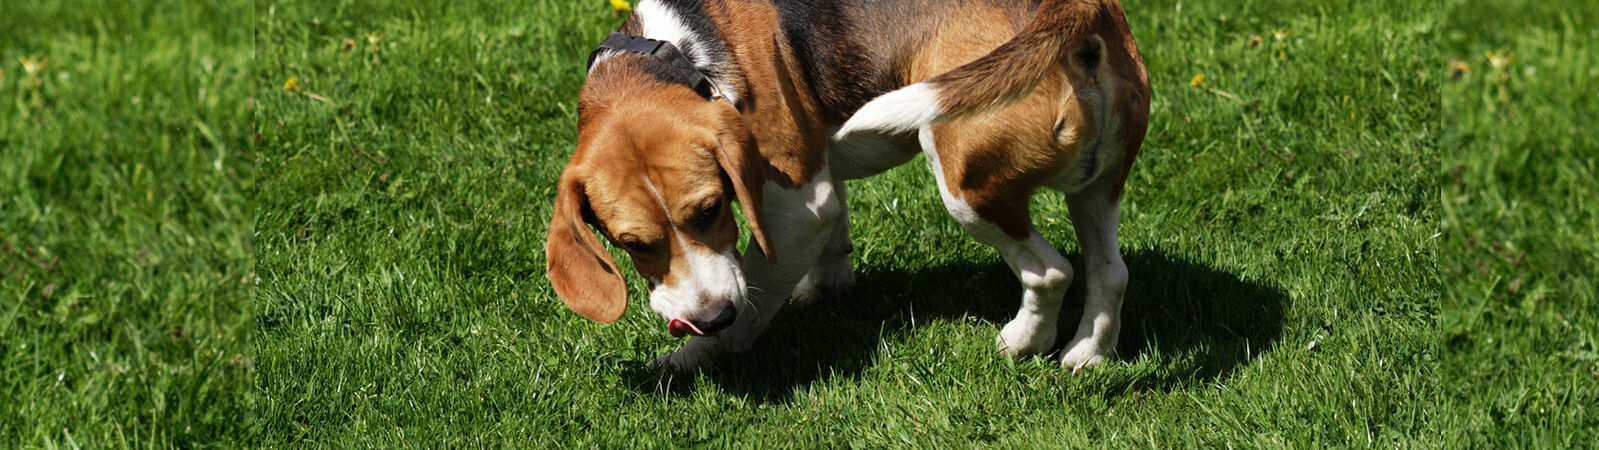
835,0,1100,139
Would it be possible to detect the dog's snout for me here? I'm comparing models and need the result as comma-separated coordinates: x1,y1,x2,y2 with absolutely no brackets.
694,302,738,334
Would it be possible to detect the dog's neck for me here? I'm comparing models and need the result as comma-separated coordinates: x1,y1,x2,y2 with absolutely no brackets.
590,0,746,105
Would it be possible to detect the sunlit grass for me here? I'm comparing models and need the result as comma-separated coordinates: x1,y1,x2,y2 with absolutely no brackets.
250,0,1439,446
1,1,254,446
2,0,1593,446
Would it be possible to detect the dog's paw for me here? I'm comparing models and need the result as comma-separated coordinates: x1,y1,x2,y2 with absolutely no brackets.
995,318,1057,359
1058,335,1116,372
645,352,704,373
790,260,856,306
646,337,721,372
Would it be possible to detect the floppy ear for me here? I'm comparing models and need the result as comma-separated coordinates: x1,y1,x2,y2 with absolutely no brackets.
712,108,776,262
545,176,627,322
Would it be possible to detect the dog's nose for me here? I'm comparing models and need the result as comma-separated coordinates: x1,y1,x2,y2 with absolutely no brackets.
693,302,738,334
667,302,739,337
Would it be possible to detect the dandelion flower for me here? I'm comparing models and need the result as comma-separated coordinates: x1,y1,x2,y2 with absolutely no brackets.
610,0,632,12
1485,50,1513,69
284,76,299,92
20,56,47,75
1190,73,1205,87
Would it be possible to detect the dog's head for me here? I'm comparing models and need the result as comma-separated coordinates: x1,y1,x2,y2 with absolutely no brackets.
546,61,772,336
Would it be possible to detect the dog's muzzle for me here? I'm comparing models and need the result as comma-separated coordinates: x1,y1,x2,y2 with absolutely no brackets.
667,302,737,337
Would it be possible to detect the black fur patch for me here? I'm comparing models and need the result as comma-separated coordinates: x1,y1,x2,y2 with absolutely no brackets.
596,0,733,92
631,53,705,88
774,0,898,122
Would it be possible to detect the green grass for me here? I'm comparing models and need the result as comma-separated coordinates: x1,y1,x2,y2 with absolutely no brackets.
2,0,1593,446
252,0,1439,446
1,1,254,446
1440,0,1599,446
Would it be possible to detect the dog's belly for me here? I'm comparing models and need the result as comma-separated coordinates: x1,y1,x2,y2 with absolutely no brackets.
827,130,921,180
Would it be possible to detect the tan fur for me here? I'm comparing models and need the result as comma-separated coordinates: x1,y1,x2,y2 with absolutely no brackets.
926,0,1103,120
1090,0,1151,198
546,58,773,317
547,174,628,322
908,0,1149,239
715,1,831,187
549,0,1149,327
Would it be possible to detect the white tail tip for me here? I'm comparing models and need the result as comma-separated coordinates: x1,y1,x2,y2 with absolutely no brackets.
833,83,943,140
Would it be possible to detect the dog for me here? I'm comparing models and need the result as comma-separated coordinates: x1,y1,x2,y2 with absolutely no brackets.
546,0,1149,371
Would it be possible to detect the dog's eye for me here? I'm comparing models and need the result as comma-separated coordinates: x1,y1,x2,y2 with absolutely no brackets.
619,239,655,254
692,201,720,228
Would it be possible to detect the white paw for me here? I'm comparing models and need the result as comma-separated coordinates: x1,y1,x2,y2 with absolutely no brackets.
995,318,1057,359
790,260,856,306
1058,335,1116,372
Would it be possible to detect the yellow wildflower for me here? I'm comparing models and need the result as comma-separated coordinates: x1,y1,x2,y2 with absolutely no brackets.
1485,50,1513,69
283,76,299,92
20,56,47,75
1190,73,1205,87
610,0,632,12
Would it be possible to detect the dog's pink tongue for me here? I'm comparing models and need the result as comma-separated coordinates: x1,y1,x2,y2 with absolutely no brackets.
668,318,705,338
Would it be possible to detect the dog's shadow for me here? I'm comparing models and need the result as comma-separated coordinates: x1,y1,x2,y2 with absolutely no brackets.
624,249,1287,403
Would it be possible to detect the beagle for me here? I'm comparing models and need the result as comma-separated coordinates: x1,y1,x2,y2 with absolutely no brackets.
547,0,1150,371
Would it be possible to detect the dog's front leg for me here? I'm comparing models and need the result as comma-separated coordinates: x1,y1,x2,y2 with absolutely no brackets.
650,167,845,371
792,178,855,306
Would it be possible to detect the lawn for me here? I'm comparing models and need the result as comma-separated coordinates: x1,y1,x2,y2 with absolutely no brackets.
0,0,1591,447
251,0,1440,445
1440,0,1599,446
1,0,255,446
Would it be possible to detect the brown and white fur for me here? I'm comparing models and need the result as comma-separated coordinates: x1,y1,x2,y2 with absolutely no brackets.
547,0,1150,371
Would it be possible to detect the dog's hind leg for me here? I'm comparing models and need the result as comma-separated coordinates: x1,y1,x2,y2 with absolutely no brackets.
1058,176,1128,370
919,127,1073,359
1056,72,1144,370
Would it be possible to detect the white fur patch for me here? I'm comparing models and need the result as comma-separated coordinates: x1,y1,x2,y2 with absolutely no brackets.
827,127,919,180
648,248,745,322
1060,184,1128,370
637,173,746,322
589,1,741,105
635,1,705,64
655,165,846,369
834,83,944,140
921,127,1072,359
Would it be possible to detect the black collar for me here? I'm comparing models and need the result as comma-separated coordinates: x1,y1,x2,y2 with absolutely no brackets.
587,32,729,103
